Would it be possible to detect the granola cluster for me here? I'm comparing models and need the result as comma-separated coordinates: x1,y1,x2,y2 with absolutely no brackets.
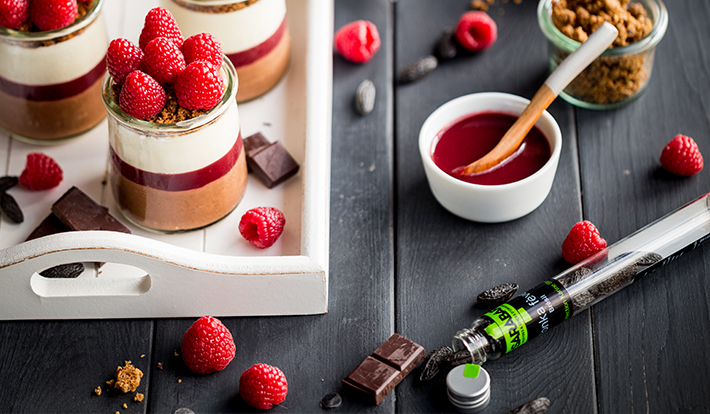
550,0,656,105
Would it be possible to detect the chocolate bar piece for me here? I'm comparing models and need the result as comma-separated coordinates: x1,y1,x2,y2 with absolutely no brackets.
26,213,70,241
342,333,425,405
247,142,299,188
243,132,271,173
51,187,130,233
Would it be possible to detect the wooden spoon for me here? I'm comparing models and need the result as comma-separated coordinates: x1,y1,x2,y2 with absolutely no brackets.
457,22,619,176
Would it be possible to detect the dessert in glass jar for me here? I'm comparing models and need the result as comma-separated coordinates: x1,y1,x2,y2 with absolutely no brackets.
0,0,108,143
160,0,290,102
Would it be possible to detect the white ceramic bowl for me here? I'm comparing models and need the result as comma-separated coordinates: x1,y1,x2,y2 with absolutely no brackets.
419,92,562,223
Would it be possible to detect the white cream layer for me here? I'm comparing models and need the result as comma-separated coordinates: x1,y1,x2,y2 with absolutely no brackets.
161,0,286,54
109,102,241,174
0,14,108,85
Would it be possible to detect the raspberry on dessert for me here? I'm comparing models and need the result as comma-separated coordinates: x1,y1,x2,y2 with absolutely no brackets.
561,220,607,265
0,0,29,30
238,207,285,249
30,0,77,31
19,152,63,191
660,134,704,177
119,71,167,120
181,315,236,374
239,363,288,410
142,37,186,85
107,38,144,85
181,33,223,68
334,20,381,64
455,11,497,52
174,60,224,110
139,7,183,50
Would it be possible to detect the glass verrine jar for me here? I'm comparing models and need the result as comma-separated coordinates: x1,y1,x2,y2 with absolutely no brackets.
537,0,668,110
0,0,108,143
160,0,290,102
102,57,247,233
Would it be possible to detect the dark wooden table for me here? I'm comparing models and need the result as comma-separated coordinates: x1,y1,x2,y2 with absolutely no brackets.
2,0,710,412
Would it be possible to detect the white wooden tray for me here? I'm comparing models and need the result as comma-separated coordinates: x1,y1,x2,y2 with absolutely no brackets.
0,0,333,319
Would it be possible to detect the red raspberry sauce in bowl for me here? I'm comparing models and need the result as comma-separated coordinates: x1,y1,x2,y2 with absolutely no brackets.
432,112,551,185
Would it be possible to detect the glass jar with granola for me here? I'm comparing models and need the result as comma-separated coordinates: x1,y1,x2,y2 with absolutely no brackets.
537,0,668,109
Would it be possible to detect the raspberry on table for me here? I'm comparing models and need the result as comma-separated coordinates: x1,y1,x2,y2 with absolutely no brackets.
455,11,497,52
119,71,167,120
181,315,236,374
174,60,224,110
239,363,288,410
30,0,77,31
107,38,144,85
138,7,183,50
0,0,29,30
334,20,381,64
238,207,285,249
660,134,704,177
181,33,223,68
19,152,63,191
142,36,186,85
561,220,607,265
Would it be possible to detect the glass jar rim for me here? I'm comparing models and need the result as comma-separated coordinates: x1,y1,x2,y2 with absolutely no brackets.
537,0,668,56
0,0,104,42
101,56,239,136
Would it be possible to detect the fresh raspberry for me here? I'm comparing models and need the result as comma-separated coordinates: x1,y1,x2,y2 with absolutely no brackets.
141,37,186,84
334,20,381,64
455,11,497,52
181,315,236,374
0,0,29,30
19,153,63,191
174,60,224,110
30,0,77,31
181,33,223,67
561,221,607,265
660,134,704,176
239,363,288,410
238,207,285,249
106,38,144,85
119,71,166,120
138,7,183,50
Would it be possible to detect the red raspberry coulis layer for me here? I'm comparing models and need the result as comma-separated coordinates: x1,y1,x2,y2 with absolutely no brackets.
226,16,287,68
0,58,105,101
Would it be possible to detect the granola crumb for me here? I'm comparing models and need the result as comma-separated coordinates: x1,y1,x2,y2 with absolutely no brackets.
122,403,128,409
157,362,163,369
140,354,145,358
110,84,208,123
112,361,143,394
470,0,489,11
134,393,145,403
174,351,179,357
94,386,102,396
178,379,182,384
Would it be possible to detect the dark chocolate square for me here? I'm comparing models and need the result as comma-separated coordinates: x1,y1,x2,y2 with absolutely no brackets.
51,186,130,233
372,333,425,371
243,132,271,172
247,141,300,188
25,213,70,241
343,357,400,405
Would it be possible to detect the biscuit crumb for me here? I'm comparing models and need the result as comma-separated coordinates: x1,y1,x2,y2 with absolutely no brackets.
140,354,145,358
94,386,102,396
157,362,163,369
174,351,179,357
470,0,489,11
178,379,182,384
122,403,128,409
134,393,145,403
112,361,143,393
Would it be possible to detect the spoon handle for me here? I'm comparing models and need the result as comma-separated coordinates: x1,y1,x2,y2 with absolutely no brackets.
458,23,618,176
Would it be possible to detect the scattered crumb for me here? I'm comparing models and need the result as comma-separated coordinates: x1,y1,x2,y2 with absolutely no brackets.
471,0,489,11
110,85,207,123
106,380,115,387
122,403,128,409
134,393,145,403
498,7,505,15
157,362,163,369
178,379,182,384
115,412,120,414
140,354,145,358
94,386,102,396
112,361,143,393
174,351,179,357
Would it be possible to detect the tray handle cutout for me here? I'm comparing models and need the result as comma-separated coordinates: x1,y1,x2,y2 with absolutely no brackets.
30,262,151,298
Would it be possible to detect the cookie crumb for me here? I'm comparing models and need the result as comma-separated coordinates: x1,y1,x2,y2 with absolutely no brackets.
470,0,489,11
134,393,145,403
174,351,179,357
178,379,182,384
122,403,128,409
94,386,102,396
140,354,145,358
112,361,143,393
157,362,163,369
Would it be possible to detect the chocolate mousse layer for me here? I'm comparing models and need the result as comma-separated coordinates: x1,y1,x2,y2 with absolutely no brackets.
111,150,247,233
0,75,106,141
231,25,290,102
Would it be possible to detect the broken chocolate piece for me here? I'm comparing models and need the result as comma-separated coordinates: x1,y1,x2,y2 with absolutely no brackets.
26,213,70,241
343,333,425,405
243,132,271,172
40,263,85,278
51,187,130,233
247,142,300,188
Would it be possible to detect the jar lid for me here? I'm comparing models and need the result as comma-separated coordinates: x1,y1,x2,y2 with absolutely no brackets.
446,364,491,413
